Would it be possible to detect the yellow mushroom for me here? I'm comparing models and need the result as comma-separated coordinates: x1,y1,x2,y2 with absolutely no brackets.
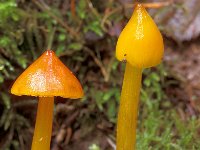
116,3,164,150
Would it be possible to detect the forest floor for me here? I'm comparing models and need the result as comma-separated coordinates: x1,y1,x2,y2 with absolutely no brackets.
165,38,200,116
1,1,200,149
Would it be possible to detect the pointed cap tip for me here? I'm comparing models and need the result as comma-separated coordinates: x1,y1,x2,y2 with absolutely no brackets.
116,3,164,68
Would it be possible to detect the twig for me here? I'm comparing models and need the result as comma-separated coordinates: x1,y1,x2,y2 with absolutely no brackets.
52,110,79,149
47,27,56,50
107,137,116,150
70,0,76,17
83,47,108,81
18,133,25,150
101,0,174,32
0,125,14,149
86,0,101,19
13,99,37,108
105,55,115,82
64,127,72,144
32,0,78,38
124,0,174,9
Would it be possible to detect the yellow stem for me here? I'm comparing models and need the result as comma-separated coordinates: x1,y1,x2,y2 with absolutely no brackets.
117,63,142,150
31,97,54,150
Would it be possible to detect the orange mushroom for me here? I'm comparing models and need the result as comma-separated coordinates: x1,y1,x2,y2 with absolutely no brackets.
11,50,84,150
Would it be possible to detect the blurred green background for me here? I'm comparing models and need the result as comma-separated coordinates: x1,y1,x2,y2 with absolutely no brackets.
0,0,200,149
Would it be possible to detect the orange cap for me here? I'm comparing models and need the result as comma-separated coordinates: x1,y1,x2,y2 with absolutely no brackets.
11,50,84,99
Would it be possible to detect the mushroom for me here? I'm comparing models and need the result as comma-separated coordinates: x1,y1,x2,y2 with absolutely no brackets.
116,3,164,150
11,50,84,150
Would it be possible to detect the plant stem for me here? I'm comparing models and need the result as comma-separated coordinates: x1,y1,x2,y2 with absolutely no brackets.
31,97,54,150
117,63,142,150
47,27,56,50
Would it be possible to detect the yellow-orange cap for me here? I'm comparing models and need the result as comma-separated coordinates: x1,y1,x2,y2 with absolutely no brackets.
116,4,164,68
11,50,84,99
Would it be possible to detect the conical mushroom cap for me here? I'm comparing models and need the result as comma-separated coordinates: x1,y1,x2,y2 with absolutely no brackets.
116,4,164,68
11,50,84,99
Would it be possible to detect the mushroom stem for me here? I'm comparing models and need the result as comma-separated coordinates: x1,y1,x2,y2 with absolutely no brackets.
31,97,54,150
117,63,142,150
